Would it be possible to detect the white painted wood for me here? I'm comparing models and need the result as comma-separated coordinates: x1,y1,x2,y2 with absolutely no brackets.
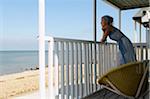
48,38,55,99
54,42,59,98
75,43,79,99
79,43,83,98
70,42,74,99
38,0,46,98
65,42,69,99
83,43,87,96
60,42,65,99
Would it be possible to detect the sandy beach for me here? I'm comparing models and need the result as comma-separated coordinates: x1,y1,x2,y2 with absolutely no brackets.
0,69,48,99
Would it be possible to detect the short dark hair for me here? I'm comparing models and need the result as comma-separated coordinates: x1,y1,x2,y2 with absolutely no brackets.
102,15,113,25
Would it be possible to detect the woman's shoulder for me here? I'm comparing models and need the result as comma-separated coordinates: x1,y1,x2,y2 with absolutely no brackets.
112,26,119,31
112,26,122,33
112,26,126,37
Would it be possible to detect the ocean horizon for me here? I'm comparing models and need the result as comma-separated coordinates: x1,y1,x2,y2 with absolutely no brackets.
0,50,48,76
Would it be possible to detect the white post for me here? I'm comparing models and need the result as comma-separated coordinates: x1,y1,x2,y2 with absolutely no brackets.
134,21,137,43
93,0,97,91
139,24,142,43
147,28,150,48
38,0,46,99
119,9,121,30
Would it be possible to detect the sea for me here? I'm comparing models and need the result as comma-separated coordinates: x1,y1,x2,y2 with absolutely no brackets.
0,51,48,76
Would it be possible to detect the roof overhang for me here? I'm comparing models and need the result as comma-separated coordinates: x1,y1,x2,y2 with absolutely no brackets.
103,0,149,10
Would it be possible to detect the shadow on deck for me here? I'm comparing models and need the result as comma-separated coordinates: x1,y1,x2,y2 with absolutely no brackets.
82,88,149,99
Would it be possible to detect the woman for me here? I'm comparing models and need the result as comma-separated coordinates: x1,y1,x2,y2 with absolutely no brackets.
100,15,136,64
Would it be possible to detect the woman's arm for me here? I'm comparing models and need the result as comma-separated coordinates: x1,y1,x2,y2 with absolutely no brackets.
100,28,109,43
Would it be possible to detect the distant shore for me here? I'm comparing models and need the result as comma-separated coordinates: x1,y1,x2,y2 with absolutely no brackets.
0,68,48,99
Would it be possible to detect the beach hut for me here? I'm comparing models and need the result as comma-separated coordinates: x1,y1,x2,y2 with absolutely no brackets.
133,7,150,47
38,0,149,99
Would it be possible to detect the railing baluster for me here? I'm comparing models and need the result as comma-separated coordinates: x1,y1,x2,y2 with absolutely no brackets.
86,43,90,94
99,44,103,76
148,48,150,60
75,43,79,99
48,39,54,98
93,43,97,91
113,45,115,66
54,42,59,99
104,44,107,74
60,42,65,99
65,42,69,99
115,45,118,66
109,44,111,68
97,43,99,90
89,43,93,93
79,43,83,98
106,45,108,71
106,45,109,71
141,46,143,60
95,43,97,90
70,42,74,99
83,43,87,96
111,45,113,68
97,43,101,90
111,45,114,67
143,48,146,60
101,44,104,75
145,47,148,60
138,47,141,61
108,45,110,70
135,47,138,60
114,45,117,66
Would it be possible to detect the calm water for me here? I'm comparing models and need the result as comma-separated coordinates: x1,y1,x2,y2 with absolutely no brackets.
0,51,48,75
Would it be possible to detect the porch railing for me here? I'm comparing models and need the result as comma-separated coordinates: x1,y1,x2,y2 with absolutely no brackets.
134,43,149,61
45,37,149,99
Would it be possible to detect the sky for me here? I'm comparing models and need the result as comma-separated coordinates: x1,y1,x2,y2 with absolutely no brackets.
0,0,146,50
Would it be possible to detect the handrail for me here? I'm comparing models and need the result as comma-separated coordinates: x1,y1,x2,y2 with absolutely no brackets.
133,43,147,48
45,36,117,45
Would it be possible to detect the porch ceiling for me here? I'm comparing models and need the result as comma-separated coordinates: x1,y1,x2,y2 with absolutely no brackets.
103,0,149,10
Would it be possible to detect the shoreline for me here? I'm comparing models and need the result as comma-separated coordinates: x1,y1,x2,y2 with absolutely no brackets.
0,65,48,76
0,69,48,99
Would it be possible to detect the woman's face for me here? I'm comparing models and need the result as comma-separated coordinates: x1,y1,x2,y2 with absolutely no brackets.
101,18,108,29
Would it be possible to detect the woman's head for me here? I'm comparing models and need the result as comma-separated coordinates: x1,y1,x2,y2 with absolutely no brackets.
101,15,113,29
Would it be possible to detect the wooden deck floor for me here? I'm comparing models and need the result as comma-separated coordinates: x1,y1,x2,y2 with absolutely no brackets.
82,88,128,99
82,88,149,99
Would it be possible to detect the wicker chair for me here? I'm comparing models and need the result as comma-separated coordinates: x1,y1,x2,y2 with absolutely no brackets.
98,60,149,99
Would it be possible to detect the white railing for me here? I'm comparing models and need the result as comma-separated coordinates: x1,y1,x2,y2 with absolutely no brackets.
46,37,118,99
45,37,149,99
134,43,150,61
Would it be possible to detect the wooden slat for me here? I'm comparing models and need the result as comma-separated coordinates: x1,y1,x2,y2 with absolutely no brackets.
79,43,83,98
75,43,79,99
83,43,88,96
65,42,69,99
70,42,74,99
86,43,90,95
88,43,93,93
54,42,59,98
60,42,65,99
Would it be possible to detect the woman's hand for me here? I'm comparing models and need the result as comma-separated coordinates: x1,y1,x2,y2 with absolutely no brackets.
100,39,107,44
100,39,106,44
100,39,104,43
